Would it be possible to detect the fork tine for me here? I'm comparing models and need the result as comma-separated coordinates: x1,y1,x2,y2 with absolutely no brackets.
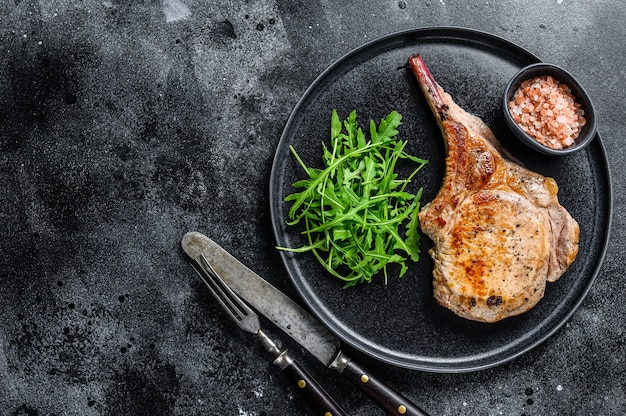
191,262,240,321
195,255,245,318
191,254,260,334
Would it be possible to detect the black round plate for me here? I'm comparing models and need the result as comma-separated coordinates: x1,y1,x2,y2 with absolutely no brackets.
269,28,612,372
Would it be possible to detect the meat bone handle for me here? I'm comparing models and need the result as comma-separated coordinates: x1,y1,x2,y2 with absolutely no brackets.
342,360,430,416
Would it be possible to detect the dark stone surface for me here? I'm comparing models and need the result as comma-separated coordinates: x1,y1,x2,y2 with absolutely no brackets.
0,1,623,415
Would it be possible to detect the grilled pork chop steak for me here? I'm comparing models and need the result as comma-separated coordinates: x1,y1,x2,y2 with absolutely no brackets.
408,55,580,323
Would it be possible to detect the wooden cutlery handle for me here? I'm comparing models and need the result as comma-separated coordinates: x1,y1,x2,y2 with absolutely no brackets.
275,351,347,416
342,360,429,416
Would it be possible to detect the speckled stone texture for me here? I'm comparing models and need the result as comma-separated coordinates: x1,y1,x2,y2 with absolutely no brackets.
0,1,624,415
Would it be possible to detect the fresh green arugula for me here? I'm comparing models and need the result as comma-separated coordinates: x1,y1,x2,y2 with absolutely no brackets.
280,110,429,287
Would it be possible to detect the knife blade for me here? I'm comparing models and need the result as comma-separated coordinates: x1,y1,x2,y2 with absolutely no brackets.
190,253,347,416
181,231,430,416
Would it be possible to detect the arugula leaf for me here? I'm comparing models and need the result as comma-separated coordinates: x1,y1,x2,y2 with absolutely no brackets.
279,110,428,287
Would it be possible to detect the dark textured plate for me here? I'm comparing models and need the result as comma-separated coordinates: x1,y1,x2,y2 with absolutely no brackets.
269,28,612,372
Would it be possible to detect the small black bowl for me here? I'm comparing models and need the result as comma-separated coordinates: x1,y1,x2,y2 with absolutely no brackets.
503,63,597,156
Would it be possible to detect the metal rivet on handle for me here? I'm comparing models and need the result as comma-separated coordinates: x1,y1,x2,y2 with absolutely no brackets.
398,404,407,414
360,374,369,383
297,379,307,388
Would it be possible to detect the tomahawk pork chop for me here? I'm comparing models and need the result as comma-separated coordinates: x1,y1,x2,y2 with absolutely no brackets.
408,55,580,323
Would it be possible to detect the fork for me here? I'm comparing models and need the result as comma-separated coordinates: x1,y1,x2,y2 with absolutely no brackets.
190,254,348,416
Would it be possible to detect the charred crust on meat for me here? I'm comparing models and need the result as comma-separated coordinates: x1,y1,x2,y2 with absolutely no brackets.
473,224,485,233
472,191,497,205
437,104,449,120
448,123,468,169
486,295,503,307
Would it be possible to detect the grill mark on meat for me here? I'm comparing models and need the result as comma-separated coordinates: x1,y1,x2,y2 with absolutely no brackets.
487,295,503,307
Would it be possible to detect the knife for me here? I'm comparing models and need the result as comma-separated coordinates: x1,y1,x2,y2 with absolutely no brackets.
181,231,430,416
189,253,347,416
